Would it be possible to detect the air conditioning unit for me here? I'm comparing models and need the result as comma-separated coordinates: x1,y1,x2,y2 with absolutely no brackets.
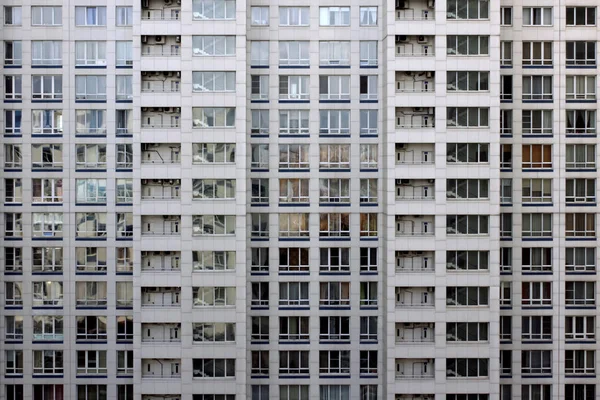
164,0,172,4
427,0,435,8
174,107,181,113
153,251,162,256
417,35,427,44
427,287,434,292
154,71,162,76
396,0,409,9
397,143,407,149
163,107,173,113
155,36,165,44
163,215,170,219
396,35,408,43
426,71,433,78
141,71,148,76
142,179,148,184
141,35,148,43
427,179,434,183
175,36,181,43
401,179,410,185
413,107,424,112
177,0,181,4
142,107,148,112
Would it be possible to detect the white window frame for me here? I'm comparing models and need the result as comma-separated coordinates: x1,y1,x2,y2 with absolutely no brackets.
501,41,512,66
192,107,236,128
31,41,62,65
319,144,350,169
4,247,23,272
522,213,553,237
251,178,269,204
566,75,596,100
251,75,269,100
523,7,553,26
116,6,133,26
566,282,595,306
360,41,378,66
75,75,107,100
360,144,378,169
76,144,107,169
522,109,553,135
319,350,350,375
32,109,63,134
319,75,350,100
31,6,62,26
3,40,22,65
192,0,235,20
5,282,23,306
32,178,63,203
192,143,235,164
76,247,107,272
447,143,489,163
566,248,596,272
565,350,595,375
279,282,309,306
193,286,236,307
192,215,236,235
75,6,107,26
279,144,309,169
522,247,552,272
251,109,269,135
447,322,489,342
279,178,309,203
4,213,23,237
279,41,309,66
251,41,269,66
5,316,23,340
116,41,133,66
76,109,106,135
32,212,63,238
446,286,489,306
566,41,596,66
319,110,350,135
319,178,350,203
279,213,309,237
447,35,490,56
566,178,595,204
32,281,63,306
4,75,22,99
251,6,269,26
279,75,309,100
566,213,596,237
566,110,596,135
279,110,309,135
279,7,310,26
4,109,21,135
360,110,378,135
320,41,351,66
501,7,512,25
360,75,378,100
319,213,350,237
522,178,552,203
251,144,269,169
192,179,235,200
522,144,552,169
193,322,236,342
447,0,489,19
567,7,596,26
5,178,22,203
447,107,489,127
359,7,377,26
278,247,309,272
521,316,552,341
4,6,22,26
319,247,350,272
77,350,107,375
75,281,107,307
193,71,235,92
447,179,489,199
521,282,552,306
446,215,489,235
360,282,378,306
523,75,553,100
447,71,489,91
360,178,378,203
319,7,350,26
192,36,236,56
33,350,63,375
75,41,107,66
565,316,595,340
446,251,489,271
522,41,553,66
116,179,133,204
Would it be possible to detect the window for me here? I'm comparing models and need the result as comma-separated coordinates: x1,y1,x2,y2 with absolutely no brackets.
5,282,23,306
523,7,552,25
500,75,512,100
360,282,378,306
5,316,23,340
76,144,106,169
32,213,63,238
522,178,552,203
522,110,552,135
280,41,309,66
319,350,350,375
279,247,309,272
447,71,489,91
280,386,308,400
567,75,596,100
279,213,309,238
522,316,552,341
566,282,595,306
4,144,22,169
522,350,552,375
75,7,107,26
360,75,378,100
320,248,350,272
75,281,107,307
116,6,132,25
447,107,489,127
566,316,595,340
447,0,489,19
279,144,309,169
31,41,61,66
32,7,61,28
192,36,236,56
280,350,309,375
32,281,63,307
320,41,350,66
114,41,133,67
359,7,377,25
117,351,133,376
566,179,595,204
446,287,489,306
193,322,235,342
77,316,107,341
446,251,489,271
4,110,21,135
319,213,350,237
501,7,512,25
501,41,512,66
500,248,512,273
116,213,133,238
566,110,596,135
192,359,236,378
566,350,595,375
192,179,235,199
251,316,269,341
4,6,22,26
4,75,22,99
566,248,595,272
446,215,489,235
116,75,132,100
75,179,106,204
522,282,552,306
447,143,489,163
565,385,594,400
360,41,378,66
522,248,552,272
251,110,269,135
251,178,269,204
4,41,21,65
251,386,268,400
567,7,596,26
320,316,350,342
77,385,107,400
251,144,269,169
5,178,22,203
193,287,236,306
251,213,269,238
192,214,236,235
76,110,106,135
193,71,235,92
4,247,23,272
251,6,269,25
279,75,309,100
279,178,309,203
319,144,350,169
360,248,378,272
523,76,553,100
319,75,350,101
447,358,489,378
522,213,552,237
446,179,489,199
320,110,349,135
522,42,552,66
75,41,107,66
500,282,512,306
567,41,596,66
193,250,235,271
115,179,133,204
279,110,309,135
117,316,133,342
360,178,378,203
251,75,268,100
251,41,269,66
320,7,350,26
116,248,133,273
447,35,489,55
117,385,133,400
32,109,62,134
75,76,106,100
522,144,552,169
5,212,23,237
360,213,378,237
77,350,107,375
6,350,23,375
499,110,512,136
32,247,63,273
279,282,309,307
116,109,132,135
566,213,596,237
251,351,269,375
193,143,235,164
500,317,511,340
319,178,349,203
192,0,235,20
320,386,350,400
192,107,235,128
279,7,309,26
359,351,378,376
76,247,107,272
76,213,107,238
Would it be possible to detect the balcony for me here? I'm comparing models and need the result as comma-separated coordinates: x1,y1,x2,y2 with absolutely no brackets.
396,251,435,273
141,287,181,308
141,143,181,164
395,287,435,308
142,324,181,343
141,0,181,20
395,359,435,380
141,216,181,236
396,72,435,93
396,323,435,344
396,179,435,200
395,215,435,236
141,251,181,272
141,36,181,57
396,144,435,164
395,36,435,57
142,359,181,379
396,108,435,129
142,72,181,93
141,109,181,129
142,179,181,200
396,0,435,20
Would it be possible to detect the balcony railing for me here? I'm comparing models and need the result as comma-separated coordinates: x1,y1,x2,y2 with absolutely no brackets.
396,258,434,273
141,46,181,57
396,44,434,57
396,9,435,20
142,9,181,20
395,372,435,379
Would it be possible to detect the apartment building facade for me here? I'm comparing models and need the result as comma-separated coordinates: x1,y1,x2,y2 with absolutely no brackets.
0,0,595,399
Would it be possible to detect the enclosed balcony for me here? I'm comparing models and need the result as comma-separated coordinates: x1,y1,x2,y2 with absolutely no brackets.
141,251,181,272
141,108,181,129
143,396,181,400
141,35,181,57
141,287,181,308
396,0,435,20
395,215,435,236
396,251,435,273
396,323,435,343
142,323,181,343
141,143,181,164
395,287,435,308
142,179,181,200
142,359,181,379
396,143,434,164
396,72,435,93
396,108,435,129
395,36,435,57
395,359,434,380
396,179,435,201
141,215,181,236
142,72,181,93
395,396,435,400
141,0,181,20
